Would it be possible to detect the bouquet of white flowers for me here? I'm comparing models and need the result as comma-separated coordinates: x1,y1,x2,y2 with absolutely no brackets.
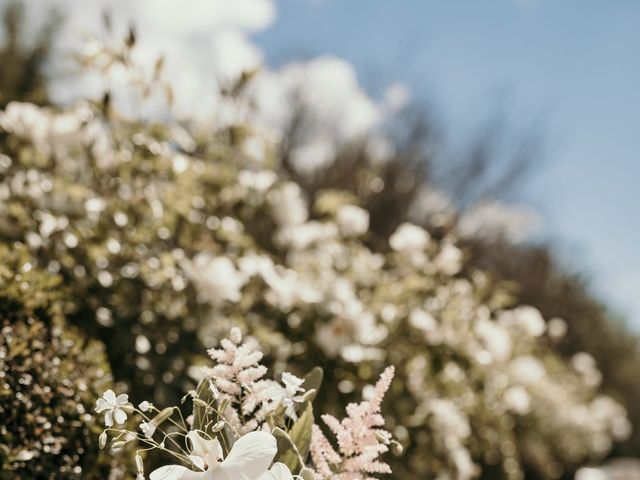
96,328,398,480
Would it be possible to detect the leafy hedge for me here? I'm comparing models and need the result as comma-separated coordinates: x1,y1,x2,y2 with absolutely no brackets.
0,245,119,478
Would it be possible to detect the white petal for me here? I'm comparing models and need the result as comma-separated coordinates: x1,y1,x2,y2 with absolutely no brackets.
214,431,277,480
189,455,206,471
103,389,117,403
150,465,207,480
186,430,223,461
140,421,157,438
258,463,294,480
116,393,129,405
95,398,109,413
114,408,128,424
104,410,114,427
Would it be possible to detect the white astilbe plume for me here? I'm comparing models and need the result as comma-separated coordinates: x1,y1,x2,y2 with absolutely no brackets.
310,366,396,480
203,327,282,434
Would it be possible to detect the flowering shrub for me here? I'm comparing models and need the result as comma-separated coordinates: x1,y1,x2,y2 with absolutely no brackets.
96,328,397,480
0,28,631,479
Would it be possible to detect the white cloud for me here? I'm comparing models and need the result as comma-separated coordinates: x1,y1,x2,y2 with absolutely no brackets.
210,29,264,82
133,0,275,34
29,0,275,119
15,0,402,170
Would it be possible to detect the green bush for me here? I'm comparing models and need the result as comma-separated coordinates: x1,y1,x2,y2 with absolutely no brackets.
0,245,118,479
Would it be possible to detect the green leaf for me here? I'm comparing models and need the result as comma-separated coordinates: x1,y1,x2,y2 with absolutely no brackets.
273,402,314,472
272,427,298,471
301,367,323,403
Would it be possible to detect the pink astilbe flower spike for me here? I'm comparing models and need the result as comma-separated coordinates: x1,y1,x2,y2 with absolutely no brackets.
311,425,341,478
310,366,396,480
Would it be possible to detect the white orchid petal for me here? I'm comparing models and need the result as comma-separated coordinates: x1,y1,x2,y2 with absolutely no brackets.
258,463,294,480
150,464,207,480
214,431,277,480
116,393,129,405
186,430,223,461
188,455,206,471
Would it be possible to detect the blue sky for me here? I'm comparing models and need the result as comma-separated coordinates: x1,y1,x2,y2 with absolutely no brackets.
255,0,640,326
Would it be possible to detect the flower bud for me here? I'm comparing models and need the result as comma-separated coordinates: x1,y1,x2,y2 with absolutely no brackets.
375,430,391,444
135,454,144,474
192,398,210,409
209,420,224,432
301,389,317,402
208,380,220,400
391,440,404,455
99,431,107,449
151,407,174,426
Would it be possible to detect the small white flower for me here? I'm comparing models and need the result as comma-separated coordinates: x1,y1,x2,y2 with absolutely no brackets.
434,242,463,275
267,182,308,227
336,204,369,237
548,317,568,339
140,421,157,438
278,372,306,420
95,390,131,427
389,223,430,253
85,196,107,214
510,356,546,384
475,318,512,362
498,306,545,337
503,385,531,415
138,401,152,412
238,169,277,192
281,372,304,398
183,254,247,305
409,309,439,339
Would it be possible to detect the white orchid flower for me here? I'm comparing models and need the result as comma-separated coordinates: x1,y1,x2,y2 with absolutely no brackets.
259,463,295,480
150,430,278,480
95,389,131,427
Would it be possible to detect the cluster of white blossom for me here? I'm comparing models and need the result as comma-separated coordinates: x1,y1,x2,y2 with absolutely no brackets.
95,328,396,480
